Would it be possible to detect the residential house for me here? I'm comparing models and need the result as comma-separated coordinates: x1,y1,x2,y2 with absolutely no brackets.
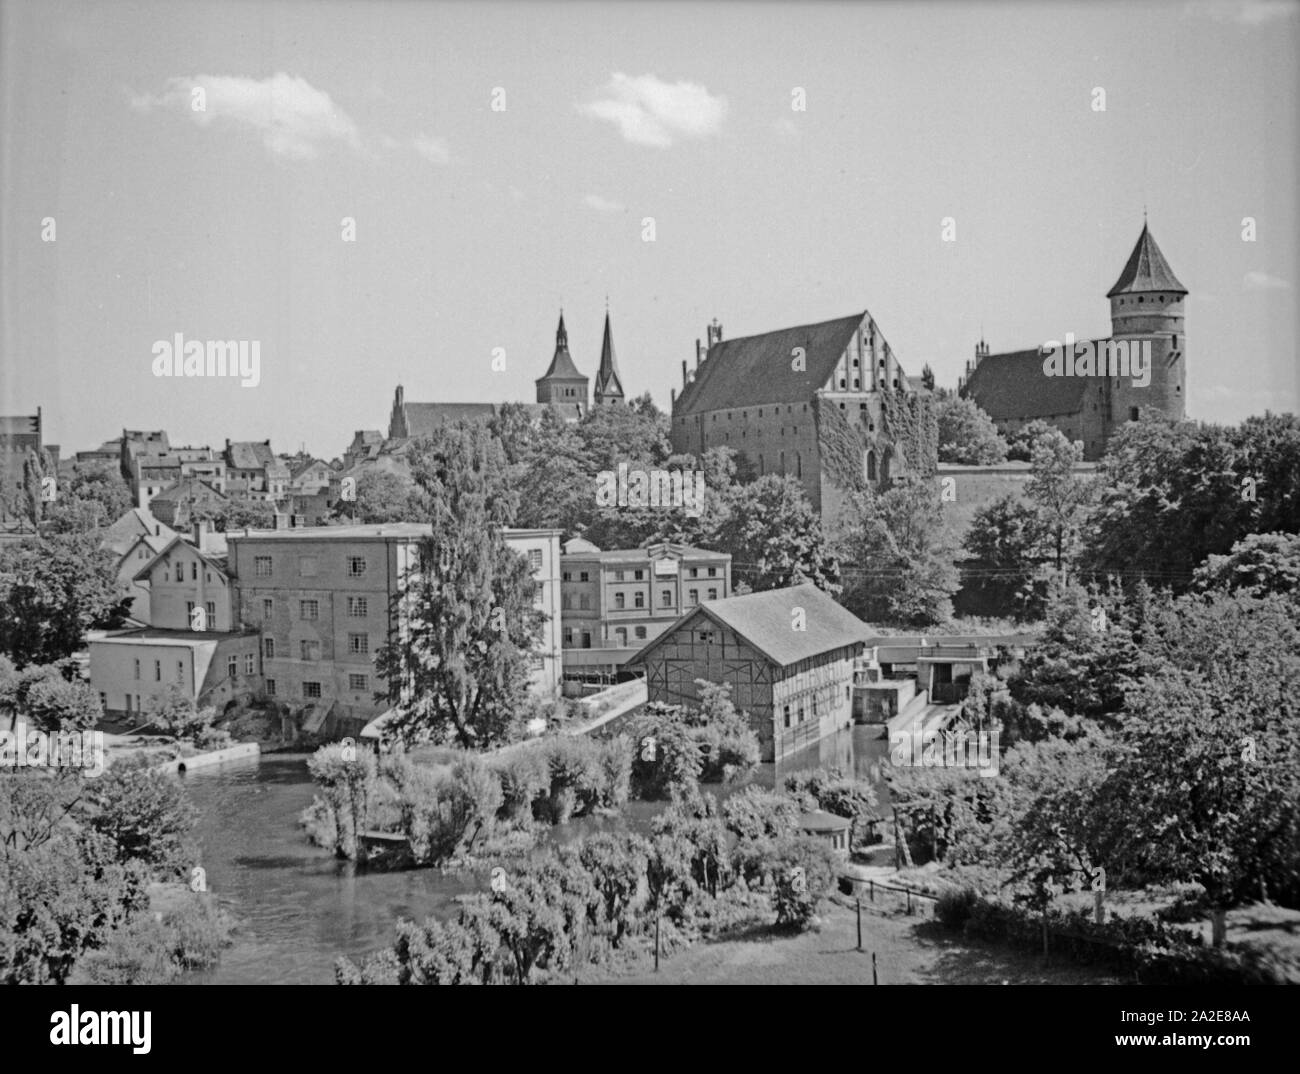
225,523,562,737
559,539,732,691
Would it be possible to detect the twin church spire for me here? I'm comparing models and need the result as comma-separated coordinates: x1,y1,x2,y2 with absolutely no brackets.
534,308,625,409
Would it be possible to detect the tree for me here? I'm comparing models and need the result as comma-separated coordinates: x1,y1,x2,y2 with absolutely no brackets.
0,535,132,666
1099,594,1300,941
837,479,959,625
81,755,199,878
715,475,841,594
18,448,54,530
306,743,378,861
962,493,1054,615
25,676,102,734
1084,415,1244,590
350,469,429,524
192,498,277,532
44,463,131,534
374,424,544,749
1192,531,1300,601
921,364,936,392
936,395,1007,464
1025,427,1092,575
143,684,214,740
577,394,671,475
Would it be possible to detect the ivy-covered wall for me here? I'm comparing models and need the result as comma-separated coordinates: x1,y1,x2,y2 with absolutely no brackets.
881,390,939,478
813,395,869,495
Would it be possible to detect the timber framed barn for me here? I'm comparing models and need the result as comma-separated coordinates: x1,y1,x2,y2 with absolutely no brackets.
629,583,869,763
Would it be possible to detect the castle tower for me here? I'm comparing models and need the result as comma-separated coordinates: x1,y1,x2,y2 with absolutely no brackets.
535,311,589,413
592,311,625,406
1105,222,1187,437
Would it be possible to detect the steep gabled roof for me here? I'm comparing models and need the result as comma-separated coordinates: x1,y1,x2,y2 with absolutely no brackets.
629,583,867,669
594,312,625,400
962,346,1093,420
1107,224,1187,297
536,312,586,384
674,312,865,415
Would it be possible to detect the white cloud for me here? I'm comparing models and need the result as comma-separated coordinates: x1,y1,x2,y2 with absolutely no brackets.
584,193,625,214
579,72,727,148
1243,270,1292,291
131,73,361,160
1184,0,1297,25
411,134,450,165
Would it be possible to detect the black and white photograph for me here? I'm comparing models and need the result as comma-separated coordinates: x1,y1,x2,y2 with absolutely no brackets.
1,0,1296,1049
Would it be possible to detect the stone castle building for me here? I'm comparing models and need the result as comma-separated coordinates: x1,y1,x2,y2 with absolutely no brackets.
669,311,934,519
960,224,1187,461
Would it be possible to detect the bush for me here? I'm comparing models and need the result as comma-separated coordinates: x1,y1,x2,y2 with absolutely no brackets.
394,755,502,865
145,684,215,741
493,748,547,825
539,736,602,824
935,884,980,930
306,743,378,861
627,705,702,800
82,754,198,878
597,735,633,809
722,786,801,844
783,768,879,850
766,835,840,931
194,726,234,752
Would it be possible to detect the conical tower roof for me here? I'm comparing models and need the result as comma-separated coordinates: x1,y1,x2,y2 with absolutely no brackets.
593,311,625,402
1107,223,1187,298
537,312,585,381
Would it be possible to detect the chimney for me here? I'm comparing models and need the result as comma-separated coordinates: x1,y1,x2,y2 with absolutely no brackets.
681,360,688,388
696,338,705,367
670,387,677,408
192,519,209,551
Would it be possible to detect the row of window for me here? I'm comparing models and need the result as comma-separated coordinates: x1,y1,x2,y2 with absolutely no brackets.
253,554,368,578
561,565,720,582
162,561,216,583
186,601,217,622
564,625,647,647
261,634,369,659
562,586,722,612
781,685,852,729
265,674,368,698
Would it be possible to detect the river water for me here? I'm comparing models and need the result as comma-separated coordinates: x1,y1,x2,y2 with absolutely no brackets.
180,726,891,984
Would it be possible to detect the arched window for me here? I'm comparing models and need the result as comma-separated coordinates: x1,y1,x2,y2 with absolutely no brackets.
865,450,876,482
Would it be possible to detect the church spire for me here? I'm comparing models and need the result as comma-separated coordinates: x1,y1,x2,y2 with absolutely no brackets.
536,308,588,410
593,309,625,406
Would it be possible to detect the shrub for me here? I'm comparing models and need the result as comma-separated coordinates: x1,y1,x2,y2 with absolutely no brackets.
493,748,547,825
145,684,215,741
539,736,602,824
766,834,840,931
935,884,980,930
691,681,761,783
396,757,502,866
82,754,198,878
627,704,702,800
597,735,633,809
783,768,879,850
722,786,801,844
194,726,234,752
306,743,378,861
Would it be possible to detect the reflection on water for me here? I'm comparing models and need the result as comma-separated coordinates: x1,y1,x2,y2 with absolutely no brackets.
180,727,892,984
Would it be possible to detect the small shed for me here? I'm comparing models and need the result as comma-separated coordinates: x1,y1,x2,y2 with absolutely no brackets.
799,811,853,857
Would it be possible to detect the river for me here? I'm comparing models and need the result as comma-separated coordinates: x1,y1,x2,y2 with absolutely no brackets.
179,726,891,984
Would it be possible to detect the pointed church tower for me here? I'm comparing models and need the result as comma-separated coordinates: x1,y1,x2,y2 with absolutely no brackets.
1105,221,1187,441
592,311,626,406
535,311,588,415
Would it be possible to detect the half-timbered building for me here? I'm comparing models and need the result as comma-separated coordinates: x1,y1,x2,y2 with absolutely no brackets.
629,583,869,762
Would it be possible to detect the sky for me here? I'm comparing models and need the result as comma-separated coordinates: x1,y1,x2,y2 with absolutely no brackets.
2,0,1297,459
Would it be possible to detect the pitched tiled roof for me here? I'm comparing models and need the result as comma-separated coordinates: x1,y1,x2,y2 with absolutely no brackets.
1107,224,1187,297
227,441,276,470
962,347,1092,421
151,477,228,505
674,312,865,416
631,583,867,668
